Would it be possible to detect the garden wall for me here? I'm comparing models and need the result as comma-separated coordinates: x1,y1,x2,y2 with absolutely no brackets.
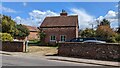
58,42,120,61
2,41,25,52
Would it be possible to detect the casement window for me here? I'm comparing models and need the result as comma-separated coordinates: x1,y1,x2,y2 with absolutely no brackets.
61,35,66,41
50,35,56,41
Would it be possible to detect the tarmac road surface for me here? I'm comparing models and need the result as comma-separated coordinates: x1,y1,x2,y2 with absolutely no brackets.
2,54,101,66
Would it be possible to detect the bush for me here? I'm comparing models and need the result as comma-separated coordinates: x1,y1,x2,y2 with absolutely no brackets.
14,24,30,39
106,37,116,43
96,25,116,40
115,34,120,43
0,33,13,41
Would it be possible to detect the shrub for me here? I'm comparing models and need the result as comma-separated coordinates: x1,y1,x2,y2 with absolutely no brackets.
115,34,120,43
80,28,96,38
0,33,13,41
106,37,116,43
38,31,46,42
96,25,116,40
14,24,30,38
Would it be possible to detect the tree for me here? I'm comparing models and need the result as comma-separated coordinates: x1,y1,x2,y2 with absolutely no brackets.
14,24,30,39
100,19,110,26
96,25,116,42
1,15,18,36
115,34,120,43
1,15,30,39
80,28,96,38
96,19,117,42
38,30,46,42
0,24,1,32
117,27,120,33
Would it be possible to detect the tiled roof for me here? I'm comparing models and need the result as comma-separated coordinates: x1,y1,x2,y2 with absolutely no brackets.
40,15,78,28
24,25,39,32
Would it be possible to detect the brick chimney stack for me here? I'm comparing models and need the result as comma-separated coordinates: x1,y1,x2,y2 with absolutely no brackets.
60,9,67,16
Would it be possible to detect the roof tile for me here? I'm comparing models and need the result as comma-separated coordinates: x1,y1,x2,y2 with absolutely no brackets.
40,15,78,28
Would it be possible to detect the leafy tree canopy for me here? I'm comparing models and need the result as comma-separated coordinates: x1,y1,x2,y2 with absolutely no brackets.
100,19,110,26
14,24,30,38
96,25,116,41
1,14,18,36
1,14,30,39
80,28,96,38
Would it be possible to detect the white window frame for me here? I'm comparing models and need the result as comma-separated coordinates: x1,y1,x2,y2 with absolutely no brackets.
50,35,56,41
60,35,66,42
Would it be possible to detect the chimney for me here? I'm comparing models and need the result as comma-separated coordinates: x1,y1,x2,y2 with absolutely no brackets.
60,9,67,16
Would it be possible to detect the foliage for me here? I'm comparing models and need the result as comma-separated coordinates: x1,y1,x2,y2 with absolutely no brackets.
106,37,116,43
38,31,46,41
0,24,1,32
0,33,13,41
14,24,30,38
96,19,116,42
80,28,96,38
28,40,41,46
96,25,116,42
79,19,118,43
0,15,2,32
115,34,120,43
1,15,18,36
1,15,30,39
100,19,110,26
117,27,120,33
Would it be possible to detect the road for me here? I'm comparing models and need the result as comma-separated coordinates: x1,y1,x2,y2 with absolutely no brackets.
2,54,102,66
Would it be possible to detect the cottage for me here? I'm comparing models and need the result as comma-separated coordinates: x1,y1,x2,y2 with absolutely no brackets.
25,25,39,40
40,10,79,43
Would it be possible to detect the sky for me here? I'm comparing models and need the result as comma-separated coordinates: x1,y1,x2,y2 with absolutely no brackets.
1,2,119,29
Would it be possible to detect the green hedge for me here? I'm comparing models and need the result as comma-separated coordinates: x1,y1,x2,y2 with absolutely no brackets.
0,33,13,41
115,34,120,43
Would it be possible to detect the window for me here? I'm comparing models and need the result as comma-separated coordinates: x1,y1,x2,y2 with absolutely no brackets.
50,36,56,41
61,35,66,41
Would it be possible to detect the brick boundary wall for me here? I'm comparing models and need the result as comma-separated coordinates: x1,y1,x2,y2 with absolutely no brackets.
58,42,120,61
1,41,25,52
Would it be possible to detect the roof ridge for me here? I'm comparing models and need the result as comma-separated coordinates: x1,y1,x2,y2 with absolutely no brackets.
23,24,37,28
46,15,78,18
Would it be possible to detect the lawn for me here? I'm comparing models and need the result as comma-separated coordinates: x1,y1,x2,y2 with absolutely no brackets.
27,46,58,56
